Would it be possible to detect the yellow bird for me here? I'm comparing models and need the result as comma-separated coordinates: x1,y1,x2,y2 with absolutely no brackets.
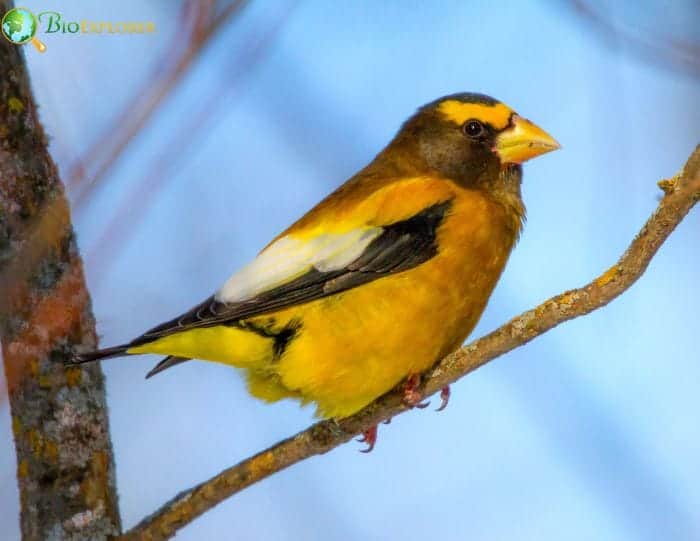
72,93,558,449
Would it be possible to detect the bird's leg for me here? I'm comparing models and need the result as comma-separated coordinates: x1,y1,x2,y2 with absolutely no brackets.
356,376,441,452
357,425,378,453
436,385,451,412
403,373,430,409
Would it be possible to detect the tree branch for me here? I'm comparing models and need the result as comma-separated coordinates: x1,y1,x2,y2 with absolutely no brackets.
0,1,120,538
121,144,700,541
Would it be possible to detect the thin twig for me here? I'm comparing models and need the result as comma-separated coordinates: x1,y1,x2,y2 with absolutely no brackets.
120,144,700,541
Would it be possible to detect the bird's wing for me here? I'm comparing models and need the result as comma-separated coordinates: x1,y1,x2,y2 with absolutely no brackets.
130,197,453,346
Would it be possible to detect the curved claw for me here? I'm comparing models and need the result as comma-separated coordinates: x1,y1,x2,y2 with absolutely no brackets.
358,425,378,453
436,385,451,412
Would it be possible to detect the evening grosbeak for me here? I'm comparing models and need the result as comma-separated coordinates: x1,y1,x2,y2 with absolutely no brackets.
72,93,559,450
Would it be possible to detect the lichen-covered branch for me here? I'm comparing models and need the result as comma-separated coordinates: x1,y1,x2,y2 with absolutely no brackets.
0,2,121,538
121,145,699,541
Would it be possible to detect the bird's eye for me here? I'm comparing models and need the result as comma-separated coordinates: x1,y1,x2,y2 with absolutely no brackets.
462,119,485,138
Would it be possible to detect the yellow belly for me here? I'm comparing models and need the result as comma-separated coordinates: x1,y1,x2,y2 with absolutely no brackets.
253,194,515,418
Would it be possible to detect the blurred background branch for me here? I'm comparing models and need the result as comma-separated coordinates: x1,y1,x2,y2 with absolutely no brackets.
67,0,249,210
121,145,700,540
0,1,120,537
84,1,296,289
570,0,700,77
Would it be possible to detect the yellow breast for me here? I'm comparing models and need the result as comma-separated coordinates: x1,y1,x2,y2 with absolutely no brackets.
250,185,519,418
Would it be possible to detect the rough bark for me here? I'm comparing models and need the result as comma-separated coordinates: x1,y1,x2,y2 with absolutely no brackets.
121,144,700,541
0,2,121,538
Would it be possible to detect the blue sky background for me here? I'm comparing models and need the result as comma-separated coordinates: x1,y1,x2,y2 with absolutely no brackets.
1,1,699,539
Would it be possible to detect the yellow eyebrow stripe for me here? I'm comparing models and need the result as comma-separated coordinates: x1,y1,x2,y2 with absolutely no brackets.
437,100,513,130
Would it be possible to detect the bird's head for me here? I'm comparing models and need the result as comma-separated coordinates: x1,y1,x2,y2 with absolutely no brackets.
390,93,559,186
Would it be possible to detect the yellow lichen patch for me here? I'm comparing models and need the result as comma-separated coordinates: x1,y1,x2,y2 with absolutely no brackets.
11,415,22,438
18,459,29,478
437,100,513,130
27,428,44,456
65,366,82,387
558,291,578,307
82,451,111,508
596,266,619,288
658,176,679,194
249,451,276,479
8,96,24,113
43,439,59,462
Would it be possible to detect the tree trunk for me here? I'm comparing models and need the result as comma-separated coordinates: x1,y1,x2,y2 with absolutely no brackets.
0,2,121,538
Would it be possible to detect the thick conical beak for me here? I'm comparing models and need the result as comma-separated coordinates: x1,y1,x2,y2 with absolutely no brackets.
495,115,560,164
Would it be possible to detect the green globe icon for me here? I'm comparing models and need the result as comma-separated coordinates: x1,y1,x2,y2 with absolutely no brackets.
2,7,37,44
2,7,45,51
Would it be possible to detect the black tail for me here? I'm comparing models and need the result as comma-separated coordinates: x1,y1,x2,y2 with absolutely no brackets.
69,344,130,365
145,356,190,379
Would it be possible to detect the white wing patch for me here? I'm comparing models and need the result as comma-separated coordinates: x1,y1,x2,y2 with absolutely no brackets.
216,227,383,303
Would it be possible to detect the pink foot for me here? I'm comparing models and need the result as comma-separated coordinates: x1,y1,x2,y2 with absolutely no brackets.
403,373,430,409
358,425,378,453
436,385,451,412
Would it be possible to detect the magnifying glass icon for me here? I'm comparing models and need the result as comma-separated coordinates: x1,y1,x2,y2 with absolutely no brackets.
1,7,47,53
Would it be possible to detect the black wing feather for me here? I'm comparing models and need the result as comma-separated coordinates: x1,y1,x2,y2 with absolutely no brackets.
129,199,452,348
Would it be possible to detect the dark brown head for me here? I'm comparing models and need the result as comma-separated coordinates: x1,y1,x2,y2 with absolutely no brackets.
382,93,559,188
